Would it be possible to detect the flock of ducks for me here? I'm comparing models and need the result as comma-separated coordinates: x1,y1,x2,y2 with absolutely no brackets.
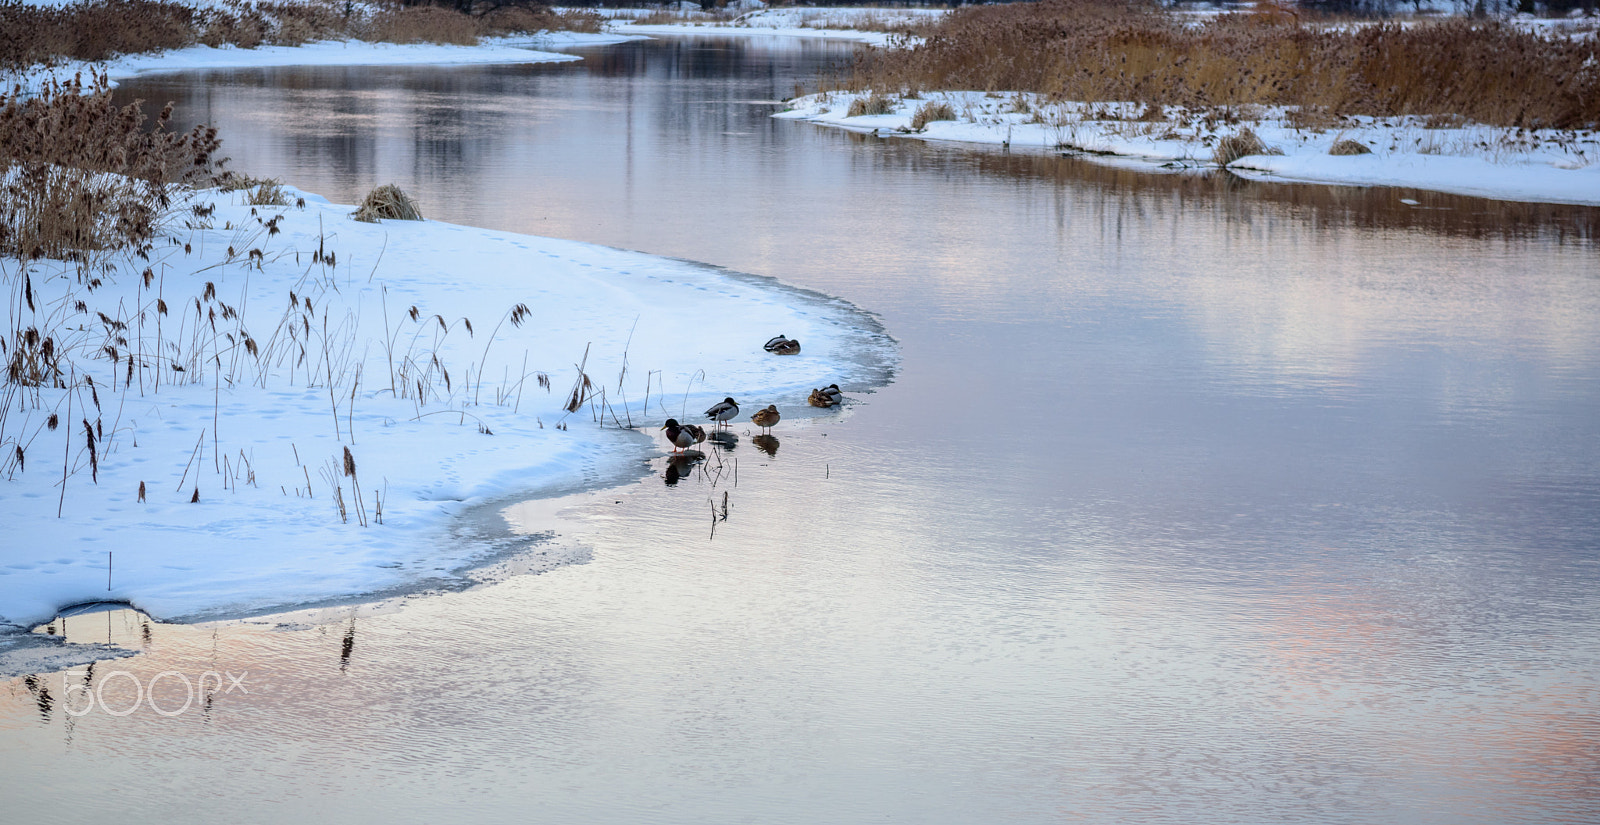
657,336,845,454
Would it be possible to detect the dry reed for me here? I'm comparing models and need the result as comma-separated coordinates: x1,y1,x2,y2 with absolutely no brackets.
351,184,423,223
1,0,598,71
1213,128,1278,165
847,0,1600,130
846,93,896,118
909,100,957,131
1,73,224,260
1328,138,1373,155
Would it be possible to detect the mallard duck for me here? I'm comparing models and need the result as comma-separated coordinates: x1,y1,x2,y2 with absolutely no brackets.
763,335,801,355
661,418,696,453
807,384,844,408
686,422,707,447
704,397,739,428
750,404,780,433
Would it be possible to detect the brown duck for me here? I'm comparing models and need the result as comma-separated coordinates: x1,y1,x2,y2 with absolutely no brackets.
750,404,781,433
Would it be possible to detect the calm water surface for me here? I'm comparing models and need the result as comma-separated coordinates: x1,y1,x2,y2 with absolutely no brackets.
4,37,1598,823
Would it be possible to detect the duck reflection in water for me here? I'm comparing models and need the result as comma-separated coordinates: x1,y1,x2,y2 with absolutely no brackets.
751,434,779,457
707,430,738,451
339,619,356,673
664,451,704,486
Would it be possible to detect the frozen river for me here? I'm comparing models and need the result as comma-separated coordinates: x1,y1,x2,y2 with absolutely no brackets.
4,35,1598,823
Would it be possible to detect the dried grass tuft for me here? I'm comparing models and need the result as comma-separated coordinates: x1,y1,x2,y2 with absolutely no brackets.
351,184,423,223
1213,128,1276,165
846,93,897,118
1328,138,1373,155
909,100,957,131
246,178,289,206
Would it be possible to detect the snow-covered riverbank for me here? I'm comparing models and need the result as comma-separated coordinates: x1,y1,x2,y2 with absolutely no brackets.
611,6,942,47
0,179,892,643
2,31,643,93
1,12,892,667
777,91,1600,207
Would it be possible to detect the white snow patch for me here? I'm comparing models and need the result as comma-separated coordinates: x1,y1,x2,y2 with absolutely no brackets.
612,6,944,47
778,91,1600,207
2,33,644,94
0,184,894,630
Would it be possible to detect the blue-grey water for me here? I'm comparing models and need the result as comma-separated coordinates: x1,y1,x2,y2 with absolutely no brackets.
3,36,1598,824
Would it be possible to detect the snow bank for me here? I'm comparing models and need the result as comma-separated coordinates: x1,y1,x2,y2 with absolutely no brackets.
2,33,644,94
612,6,944,47
0,184,895,632
777,91,1600,207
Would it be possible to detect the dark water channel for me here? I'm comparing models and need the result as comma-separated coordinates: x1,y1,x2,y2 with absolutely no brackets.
4,35,1599,824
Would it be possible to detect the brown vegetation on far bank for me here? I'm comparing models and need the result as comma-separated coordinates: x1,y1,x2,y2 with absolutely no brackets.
847,0,1600,130
1,0,601,72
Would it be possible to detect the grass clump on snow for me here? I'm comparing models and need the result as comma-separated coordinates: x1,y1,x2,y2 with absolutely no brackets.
909,100,957,131
351,184,423,223
1213,128,1279,166
1329,138,1373,156
846,93,897,118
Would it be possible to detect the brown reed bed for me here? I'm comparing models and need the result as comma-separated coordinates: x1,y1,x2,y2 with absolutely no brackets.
846,0,1600,130
0,0,604,72
1,72,224,261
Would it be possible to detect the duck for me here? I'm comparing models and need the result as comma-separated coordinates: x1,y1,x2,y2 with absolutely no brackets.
807,384,844,408
661,418,697,453
763,335,801,355
704,397,739,428
750,404,780,433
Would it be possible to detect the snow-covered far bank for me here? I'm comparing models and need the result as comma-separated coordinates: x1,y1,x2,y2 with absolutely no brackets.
777,91,1600,207
2,32,645,93
0,183,896,634
611,6,944,47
